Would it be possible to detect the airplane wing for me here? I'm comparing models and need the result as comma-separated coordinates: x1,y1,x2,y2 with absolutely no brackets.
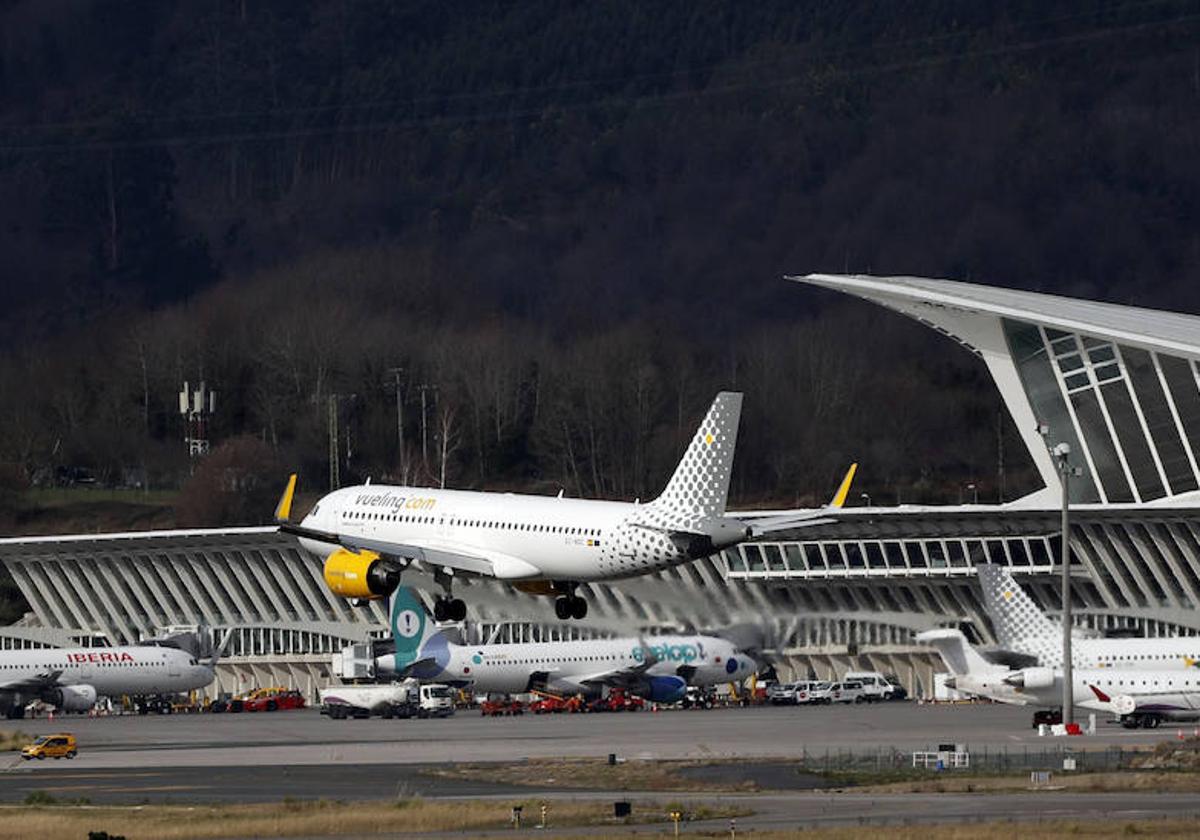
576,639,659,689
281,521,542,580
0,671,62,692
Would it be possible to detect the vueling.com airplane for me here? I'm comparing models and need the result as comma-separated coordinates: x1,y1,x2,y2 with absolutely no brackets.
277,392,856,621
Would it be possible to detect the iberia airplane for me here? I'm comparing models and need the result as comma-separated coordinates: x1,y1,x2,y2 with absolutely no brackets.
277,392,856,621
1,644,215,720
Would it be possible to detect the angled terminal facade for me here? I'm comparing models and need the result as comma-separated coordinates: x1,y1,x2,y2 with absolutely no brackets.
3,274,1199,698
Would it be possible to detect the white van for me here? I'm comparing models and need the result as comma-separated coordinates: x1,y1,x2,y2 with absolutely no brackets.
842,671,895,702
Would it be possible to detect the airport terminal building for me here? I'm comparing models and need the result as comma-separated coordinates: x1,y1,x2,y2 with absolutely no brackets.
4,275,1200,698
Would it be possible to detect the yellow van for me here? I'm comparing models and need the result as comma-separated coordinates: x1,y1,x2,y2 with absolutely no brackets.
21,733,77,760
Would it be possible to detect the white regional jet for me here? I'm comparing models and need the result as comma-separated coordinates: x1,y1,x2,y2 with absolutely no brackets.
976,563,1200,670
919,628,1200,729
1,644,215,719
376,587,757,703
278,392,857,621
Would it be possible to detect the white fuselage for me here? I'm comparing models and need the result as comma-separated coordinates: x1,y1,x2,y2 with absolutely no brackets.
1017,670,1200,717
1064,637,1200,671
301,485,698,581
1,646,214,701
377,634,756,696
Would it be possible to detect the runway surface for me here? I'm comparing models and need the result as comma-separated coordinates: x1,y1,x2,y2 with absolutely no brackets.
0,702,1178,770
4,702,1198,833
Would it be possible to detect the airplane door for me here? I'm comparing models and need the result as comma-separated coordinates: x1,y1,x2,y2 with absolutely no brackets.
168,655,181,677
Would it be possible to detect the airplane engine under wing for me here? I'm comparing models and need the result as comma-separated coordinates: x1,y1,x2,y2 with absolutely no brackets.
635,675,687,704
323,548,401,600
48,684,97,712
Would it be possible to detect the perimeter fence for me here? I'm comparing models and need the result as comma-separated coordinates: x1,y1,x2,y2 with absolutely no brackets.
795,744,1141,774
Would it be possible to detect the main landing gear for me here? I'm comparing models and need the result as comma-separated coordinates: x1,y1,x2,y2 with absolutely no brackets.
431,568,467,622
554,584,588,621
433,596,467,622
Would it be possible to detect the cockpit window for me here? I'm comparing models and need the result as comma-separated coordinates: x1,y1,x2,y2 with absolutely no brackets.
311,504,320,516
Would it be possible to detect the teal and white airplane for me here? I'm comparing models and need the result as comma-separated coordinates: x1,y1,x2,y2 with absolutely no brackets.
376,587,757,703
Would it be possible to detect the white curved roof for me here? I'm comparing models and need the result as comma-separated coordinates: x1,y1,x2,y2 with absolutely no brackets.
791,274,1200,357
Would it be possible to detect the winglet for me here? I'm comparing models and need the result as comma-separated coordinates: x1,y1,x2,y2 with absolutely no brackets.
1088,683,1111,703
830,463,858,508
274,474,298,523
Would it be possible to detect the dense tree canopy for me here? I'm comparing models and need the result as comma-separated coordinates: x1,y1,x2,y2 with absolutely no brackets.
1,1,1198,514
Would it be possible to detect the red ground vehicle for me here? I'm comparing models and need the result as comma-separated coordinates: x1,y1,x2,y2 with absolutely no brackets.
480,698,525,716
586,689,644,713
243,688,306,712
529,695,583,714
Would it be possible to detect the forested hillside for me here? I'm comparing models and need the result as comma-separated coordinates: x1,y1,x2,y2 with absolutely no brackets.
1,1,1198,522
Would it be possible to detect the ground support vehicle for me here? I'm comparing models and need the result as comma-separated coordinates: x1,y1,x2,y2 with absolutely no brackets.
21,733,76,760
480,697,525,716
680,686,716,709
529,694,583,714
843,672,897,702
320,683,419,719
767,683,797,705
828,681,867,704
802,682,834,704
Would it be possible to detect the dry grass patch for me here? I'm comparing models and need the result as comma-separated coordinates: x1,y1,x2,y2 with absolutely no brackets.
0,797,744,839
426,757,755,791
0,728,31,751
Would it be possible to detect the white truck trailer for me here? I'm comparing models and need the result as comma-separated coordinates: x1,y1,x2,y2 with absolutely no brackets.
319,680,455,719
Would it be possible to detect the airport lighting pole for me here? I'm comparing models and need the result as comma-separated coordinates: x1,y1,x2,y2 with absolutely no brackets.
1052,441,1082,725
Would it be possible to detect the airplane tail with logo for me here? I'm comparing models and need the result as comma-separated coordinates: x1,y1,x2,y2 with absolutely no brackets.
916,628,1005,676
643,391,742,527
975,563,1062,666
385,587,447,676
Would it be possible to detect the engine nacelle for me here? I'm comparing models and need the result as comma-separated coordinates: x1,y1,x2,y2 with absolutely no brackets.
323,548,400,600
48,684,98,712
1007,666,1055,690
636,676,688,704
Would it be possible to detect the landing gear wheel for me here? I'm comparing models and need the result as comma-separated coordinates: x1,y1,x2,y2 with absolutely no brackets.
569,596,588,620
555,597,572,620
434,596,467,622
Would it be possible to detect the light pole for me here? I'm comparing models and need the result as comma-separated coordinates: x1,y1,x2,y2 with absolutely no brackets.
1051,441,1082,725
968,483,978,504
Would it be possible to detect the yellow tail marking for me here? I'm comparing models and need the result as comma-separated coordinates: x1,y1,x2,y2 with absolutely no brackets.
275,474,298,522
830,463,858,508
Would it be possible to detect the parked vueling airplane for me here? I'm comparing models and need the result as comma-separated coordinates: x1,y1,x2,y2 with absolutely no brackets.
277,392,856,621
976,563,1200,670
375,588,757,703
919,628,1200,729
0,643,214,719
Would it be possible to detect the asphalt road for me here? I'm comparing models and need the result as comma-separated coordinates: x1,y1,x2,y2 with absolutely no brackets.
0,701,1180,770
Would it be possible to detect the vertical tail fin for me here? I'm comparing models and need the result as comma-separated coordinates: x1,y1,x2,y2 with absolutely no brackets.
388,587,442,673
647,392,742,524
975,563,1063,666
916,629,1003,676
